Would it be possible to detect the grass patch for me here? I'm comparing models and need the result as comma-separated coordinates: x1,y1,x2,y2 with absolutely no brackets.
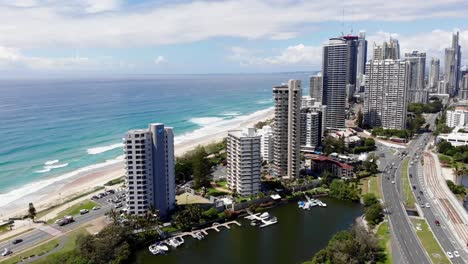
376,220,392,264
0,238,60,264
47,200,99,224
104,176,124,186
0,224,11,235
359,174,382,199
30,227,89,264
411,219,450,264
161,226,179,233
215,180,228,188
438,154,468,169
402,158,416,208
0,228,34,244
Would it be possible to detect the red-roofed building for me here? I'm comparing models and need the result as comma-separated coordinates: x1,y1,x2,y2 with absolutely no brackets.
308,154,355,179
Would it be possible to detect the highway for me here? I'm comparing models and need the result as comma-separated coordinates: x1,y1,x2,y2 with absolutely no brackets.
378,140,431,264
0,189,125,259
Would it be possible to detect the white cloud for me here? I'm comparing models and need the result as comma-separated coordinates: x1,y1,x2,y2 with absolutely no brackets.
153,55,167,65
0,0,466,49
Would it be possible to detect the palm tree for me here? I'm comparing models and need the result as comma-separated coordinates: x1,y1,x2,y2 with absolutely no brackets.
28,203,36,222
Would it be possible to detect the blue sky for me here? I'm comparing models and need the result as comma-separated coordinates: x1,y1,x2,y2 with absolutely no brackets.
0,0,467,76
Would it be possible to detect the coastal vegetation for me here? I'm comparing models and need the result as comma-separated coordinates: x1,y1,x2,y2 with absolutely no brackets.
328,180,360,202
28,203,37,222
446,180,467,197
363,193,383,226
305,225,386,264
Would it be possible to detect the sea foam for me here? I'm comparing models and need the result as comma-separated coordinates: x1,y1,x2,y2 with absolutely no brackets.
87,143,124,155
44,160,59,165
35,162,69,173
0,155,124,209
189,117,224,126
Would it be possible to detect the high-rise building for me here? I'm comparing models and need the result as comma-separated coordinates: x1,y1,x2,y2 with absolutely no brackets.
301,96,316,108
300,106,323,153
363,60,409,130
438,80,449,94
227,128,261,196
322,37,357,130
309,74,323,103
446,108,468,128
373,38,400,60
461,74,468,100
258,125,273,163
273,80,302,178
405,51,427,103
429,57,440,91
356,31,368,89
444,31,462,96
124,123,175,216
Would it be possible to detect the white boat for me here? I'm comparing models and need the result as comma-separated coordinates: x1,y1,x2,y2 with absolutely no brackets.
259,212,270,219
168,238,180,248
320,202,327,207
156,242,169,251
260,216,278,228
175,236,185,246
194,232,204,240
149,244,164,255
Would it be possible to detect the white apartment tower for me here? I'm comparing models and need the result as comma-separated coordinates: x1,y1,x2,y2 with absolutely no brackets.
259,125,273,163
227,128,261,196
124,123,175,217
273,80,302,178
446,109,468,128
429,57,440,92
309,74,323,103
364,60,410,130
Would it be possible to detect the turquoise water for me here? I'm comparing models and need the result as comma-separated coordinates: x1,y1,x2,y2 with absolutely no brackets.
0,73,312,204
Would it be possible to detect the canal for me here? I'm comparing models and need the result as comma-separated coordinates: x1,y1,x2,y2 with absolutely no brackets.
135,197,363,264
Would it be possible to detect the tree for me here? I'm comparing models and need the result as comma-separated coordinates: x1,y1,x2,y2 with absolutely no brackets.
365,203,383,225
356,108,363,128
362,193,379,207
192,146,212,189
28,203,36,221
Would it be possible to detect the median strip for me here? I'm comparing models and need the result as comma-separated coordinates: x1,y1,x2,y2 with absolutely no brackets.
411,218,450,264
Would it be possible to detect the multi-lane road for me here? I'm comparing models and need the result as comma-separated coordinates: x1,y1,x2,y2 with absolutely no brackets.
0,190,124,259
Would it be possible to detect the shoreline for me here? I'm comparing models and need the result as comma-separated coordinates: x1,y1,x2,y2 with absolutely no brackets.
0,107,274,220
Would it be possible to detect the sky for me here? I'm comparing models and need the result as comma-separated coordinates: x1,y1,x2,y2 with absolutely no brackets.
0,0,467,76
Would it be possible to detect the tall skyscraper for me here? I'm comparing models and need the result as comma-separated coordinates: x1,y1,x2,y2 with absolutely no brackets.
309,73,323,103
373,38,400,60
227,128,261,196
461,74,468,100
273,80,302,178
429,57,440,91
124,123,175,216
322,37,357,130
444,31,462,96
364,60,409,130
405,51,427,103
356,31,368,89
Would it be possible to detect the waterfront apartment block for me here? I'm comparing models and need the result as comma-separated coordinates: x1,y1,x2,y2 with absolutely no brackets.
363,60,409,130
227,128,261,196
309,74,323,103
259,125,274,164
273,80,302,178
124,123,175,217
405,51,427,103
322,37,357,130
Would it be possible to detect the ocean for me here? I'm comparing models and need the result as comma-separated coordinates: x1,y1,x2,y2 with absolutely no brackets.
0,73,312,209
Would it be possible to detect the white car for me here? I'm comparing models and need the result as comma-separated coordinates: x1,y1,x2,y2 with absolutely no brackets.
79,209,89,214
1,249,12,256
92,206,101,210
453,251,460,257
447,252,454,259
425,203,430,208
391,181,395,184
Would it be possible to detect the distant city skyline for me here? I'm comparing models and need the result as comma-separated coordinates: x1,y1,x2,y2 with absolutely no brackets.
0,0,466,76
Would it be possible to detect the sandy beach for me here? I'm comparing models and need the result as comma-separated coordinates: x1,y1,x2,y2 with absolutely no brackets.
0,108,274,220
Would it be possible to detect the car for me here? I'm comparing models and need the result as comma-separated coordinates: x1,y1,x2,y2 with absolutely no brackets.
425,203,430,208
447,252,454,259
79,209,89,215
453,251,460,257
409,174,412,178
412,185,416,190
391,181,395,184
435,220,440,226
1,249,12,257
420,203,425,208
420,191,424,195
12,239,23,244
115,203,123,208
92,206,101,210
91,195,99,200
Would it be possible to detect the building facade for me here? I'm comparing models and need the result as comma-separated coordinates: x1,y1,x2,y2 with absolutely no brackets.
363,60,410,130
444,31,462,96
309,74,323,103
322,37,356,130
124,123,175,217
405,51,427,103
273,80,302,178
373,38,400,60
446,108,468,128
300,107,322,152
429,57,440,92
259,125,273,163
356,31,368,90
227,128,261,196
460,74,468,100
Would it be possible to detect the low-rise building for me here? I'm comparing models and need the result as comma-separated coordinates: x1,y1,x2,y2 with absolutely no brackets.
308,155,355,179
446,107,468,128
437,129,468,147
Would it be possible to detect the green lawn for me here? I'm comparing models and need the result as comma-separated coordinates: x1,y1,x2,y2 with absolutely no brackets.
411,219,450,264
0,238,61,264
215,180,228,188
402,158,416,208
376,221,392,264
47,200,99,224
31,227,89,264
359,174,383,199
